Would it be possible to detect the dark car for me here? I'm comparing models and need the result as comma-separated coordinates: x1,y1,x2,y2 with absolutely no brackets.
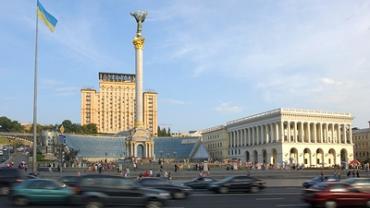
58,176,80,188
9,179,74,206
137,177,192,199
0,168,28,195
208,175,265,194
342,178,370,193
184,176,217,189
302,175,340,189
76,174,170,208
303,182,370,208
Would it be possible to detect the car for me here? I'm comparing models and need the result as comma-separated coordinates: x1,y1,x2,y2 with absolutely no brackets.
184,176,217,189
342,178,370,193
58,176,80,188
302,175,340,188
303,182,370,208
137,177,192,199
0,168,28,195
208,175,265,194
9,179,74,206
76,174,170,208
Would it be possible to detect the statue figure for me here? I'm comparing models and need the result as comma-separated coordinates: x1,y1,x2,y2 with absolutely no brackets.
130,10,148,36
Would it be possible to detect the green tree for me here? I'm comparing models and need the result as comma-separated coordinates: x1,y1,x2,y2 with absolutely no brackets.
0,116,23,132
81,124,97,134
167,128,171,136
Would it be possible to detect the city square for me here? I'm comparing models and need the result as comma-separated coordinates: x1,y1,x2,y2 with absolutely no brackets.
1,1,370,208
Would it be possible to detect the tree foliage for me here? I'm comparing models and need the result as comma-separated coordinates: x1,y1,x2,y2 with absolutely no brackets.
0,116,24,132
157,126,171,137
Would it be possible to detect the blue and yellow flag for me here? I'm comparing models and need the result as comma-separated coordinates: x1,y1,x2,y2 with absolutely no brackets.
37,0,57,32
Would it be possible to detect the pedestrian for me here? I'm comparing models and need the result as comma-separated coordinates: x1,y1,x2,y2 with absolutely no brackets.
356,170,360,178
133,162,137,171
149,169,153,177
174,164,178,172
48,163,53,173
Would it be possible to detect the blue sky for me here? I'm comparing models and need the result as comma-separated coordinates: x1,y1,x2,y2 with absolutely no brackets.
1,0,370,132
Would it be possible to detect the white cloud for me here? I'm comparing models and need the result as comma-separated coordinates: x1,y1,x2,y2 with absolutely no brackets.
214,102,242,114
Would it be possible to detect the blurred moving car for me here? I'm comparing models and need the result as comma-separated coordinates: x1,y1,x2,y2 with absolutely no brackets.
303,182,370,208
58,176,80,188
342,178,370,193
0,168,28,195
302,175,340,188
76,175,170,208
208,175,265,194
9,179,74,206
137,177,192,199
184,176,217,189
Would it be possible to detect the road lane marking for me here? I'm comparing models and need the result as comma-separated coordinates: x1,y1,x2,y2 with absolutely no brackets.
276,204,307,207
256,197,284,200
191,193,301,197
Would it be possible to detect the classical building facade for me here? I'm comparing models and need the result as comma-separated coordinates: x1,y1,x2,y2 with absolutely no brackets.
353,123,370,162
202,108,354,167
80,72,158,135
202,126,229,161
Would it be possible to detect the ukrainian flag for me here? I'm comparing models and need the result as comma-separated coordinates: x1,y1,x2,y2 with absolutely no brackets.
37,0,57,32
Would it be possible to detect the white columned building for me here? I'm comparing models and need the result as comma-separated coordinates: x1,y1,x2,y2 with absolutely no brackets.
202,108,354,167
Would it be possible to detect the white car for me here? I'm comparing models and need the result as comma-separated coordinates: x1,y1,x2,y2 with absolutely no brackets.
0,150,3,156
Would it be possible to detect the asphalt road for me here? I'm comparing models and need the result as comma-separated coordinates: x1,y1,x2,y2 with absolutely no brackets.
0,187,308,208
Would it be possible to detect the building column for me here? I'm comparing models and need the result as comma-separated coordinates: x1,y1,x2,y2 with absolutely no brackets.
275,123,279,143
337,124,341,144
294,122,297,143
343,124,347,144
307,123,311,143
287,121,291,143
325,123,329,143
256,126,259,145
280,122,284,143
313,123,317,143
319,123,323,143
331,124,335,143
299,122,303,143
349,125,353,144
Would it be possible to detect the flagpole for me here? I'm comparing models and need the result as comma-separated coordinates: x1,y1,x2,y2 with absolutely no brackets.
32,1,39,174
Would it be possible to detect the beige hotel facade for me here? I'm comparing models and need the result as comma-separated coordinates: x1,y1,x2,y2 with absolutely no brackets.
81,72,158,135
202,108,354,167
353,123,370,163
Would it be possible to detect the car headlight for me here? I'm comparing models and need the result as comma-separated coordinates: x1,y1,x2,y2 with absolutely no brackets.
159,192,170,197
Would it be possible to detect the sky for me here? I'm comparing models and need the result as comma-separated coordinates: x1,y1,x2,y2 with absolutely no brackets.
1,0,370,132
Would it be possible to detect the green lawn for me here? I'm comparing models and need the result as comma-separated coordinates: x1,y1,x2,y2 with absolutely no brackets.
0,137,10,145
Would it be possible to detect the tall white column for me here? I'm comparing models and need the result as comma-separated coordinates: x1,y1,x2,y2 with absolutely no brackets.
248,128,251,146
133,36,145,128
325,123,329,143
252,127,256,146
307,123,311,143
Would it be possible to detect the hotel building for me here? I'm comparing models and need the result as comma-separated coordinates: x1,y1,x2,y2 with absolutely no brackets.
353,122,370,162
81,72,158,135
202,108,354,167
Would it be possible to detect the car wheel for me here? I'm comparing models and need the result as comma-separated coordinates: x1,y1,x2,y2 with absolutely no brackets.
146,200,163,208
0,186,10,195
325,201,336,208
86,199,103,208
250,186,259,193
366,200,370,208
173,191,186,199
12,196,29,206
219,187,229,194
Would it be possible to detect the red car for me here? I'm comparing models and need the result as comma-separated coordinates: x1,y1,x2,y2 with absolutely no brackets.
303,182,370,208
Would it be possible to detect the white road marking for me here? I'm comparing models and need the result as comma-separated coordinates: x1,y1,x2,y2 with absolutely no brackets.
191,192,301,197
256,197,284,200
276,204,307,207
